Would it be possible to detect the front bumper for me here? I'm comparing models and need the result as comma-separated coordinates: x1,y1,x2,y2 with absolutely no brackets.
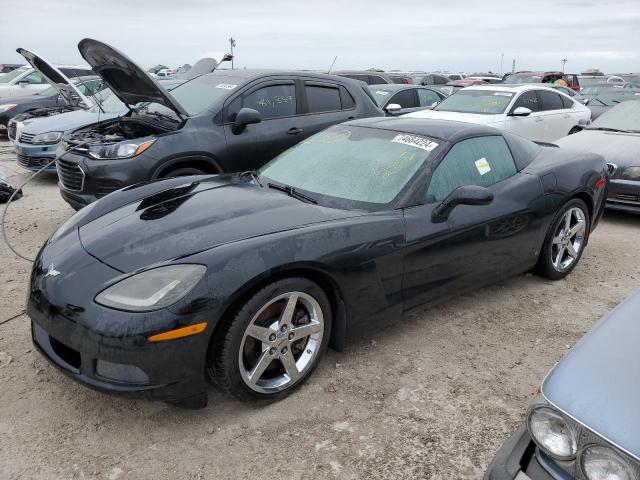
27,234,212,404
606,178,640,214
484,426,565,480
14,141,58,172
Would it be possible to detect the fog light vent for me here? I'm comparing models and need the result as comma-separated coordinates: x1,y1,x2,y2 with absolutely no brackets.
96,360,149,384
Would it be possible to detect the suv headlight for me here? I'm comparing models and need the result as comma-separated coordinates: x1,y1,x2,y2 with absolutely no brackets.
527,406,577,459
95,264,206,312
581,445,633,480
31,131,63,144
88,138,155,160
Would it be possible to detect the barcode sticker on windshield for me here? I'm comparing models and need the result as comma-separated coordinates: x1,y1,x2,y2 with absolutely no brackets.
475,158,491,175
216,84,237,90
493,92,513,96
392,134,439,152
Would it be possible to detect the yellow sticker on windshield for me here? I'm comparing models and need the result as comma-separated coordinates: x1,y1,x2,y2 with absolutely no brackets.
391,134,439,152
475,157,491,175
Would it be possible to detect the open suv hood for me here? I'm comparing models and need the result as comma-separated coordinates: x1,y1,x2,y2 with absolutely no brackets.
16,47,92,108
77,38,188,117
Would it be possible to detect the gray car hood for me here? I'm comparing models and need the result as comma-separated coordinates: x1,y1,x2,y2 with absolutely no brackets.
19,108,121,135
16,47,92,108
555,129,640,168
542,291,640,459
78,38,188,117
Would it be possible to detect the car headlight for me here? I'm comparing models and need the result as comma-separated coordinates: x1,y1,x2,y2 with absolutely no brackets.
88,138,155,160
622,166,640,180
31,131,63,144
581,445,633,480
0,103,17,112
527,406,577,459
95,264,206,312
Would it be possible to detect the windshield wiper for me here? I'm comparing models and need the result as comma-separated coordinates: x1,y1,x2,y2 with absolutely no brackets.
267,183,317,204
586,127,631,133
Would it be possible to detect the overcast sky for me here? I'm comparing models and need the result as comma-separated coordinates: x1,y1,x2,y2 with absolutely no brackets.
1,0,638,74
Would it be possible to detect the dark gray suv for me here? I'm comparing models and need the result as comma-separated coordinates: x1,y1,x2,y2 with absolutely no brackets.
57,39,382,210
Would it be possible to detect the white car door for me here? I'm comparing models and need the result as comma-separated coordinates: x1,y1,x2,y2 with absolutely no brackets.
536,89,573,141
7,70,50,98
503,90,546,141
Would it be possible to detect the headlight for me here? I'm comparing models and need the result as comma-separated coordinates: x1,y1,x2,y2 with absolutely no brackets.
0,103,17,112
95,264,206,312
622,166,640,180
31,131,63,144
528,407,577,459
581,445,633,480
88,138,155,160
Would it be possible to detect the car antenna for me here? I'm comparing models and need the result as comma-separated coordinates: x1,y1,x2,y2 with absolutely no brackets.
327,56,338,74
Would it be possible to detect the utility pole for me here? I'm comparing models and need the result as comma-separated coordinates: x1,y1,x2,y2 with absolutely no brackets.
561,58,568,73
500,53,504,76
229,37,236,69
512,58,516,73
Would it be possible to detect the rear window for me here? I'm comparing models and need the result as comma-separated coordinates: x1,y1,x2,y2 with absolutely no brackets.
503,74,542,84
434,89,514,114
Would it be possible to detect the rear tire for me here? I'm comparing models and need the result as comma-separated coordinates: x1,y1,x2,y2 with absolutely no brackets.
207,277,332,402
534,198,590,280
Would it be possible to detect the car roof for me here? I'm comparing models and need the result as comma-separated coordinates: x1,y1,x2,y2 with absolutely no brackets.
345,116,500,142
368,84,437,92
203,69,361,83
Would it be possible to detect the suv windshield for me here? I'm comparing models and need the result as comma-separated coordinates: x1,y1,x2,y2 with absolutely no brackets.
260,125,441,207
590,100,640,132
503,74,542,84
90,88,126,113
434,89,514,114
369,88,393,106
158,74,247,115
0,67,29,84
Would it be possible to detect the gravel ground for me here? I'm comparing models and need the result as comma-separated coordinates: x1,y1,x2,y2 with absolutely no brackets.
0,135,638,480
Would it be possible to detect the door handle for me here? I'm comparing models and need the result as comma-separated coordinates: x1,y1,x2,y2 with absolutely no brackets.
287,127,303,135
347,116,355,120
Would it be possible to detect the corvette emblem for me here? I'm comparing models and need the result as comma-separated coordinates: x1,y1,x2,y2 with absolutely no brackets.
44,264,61,278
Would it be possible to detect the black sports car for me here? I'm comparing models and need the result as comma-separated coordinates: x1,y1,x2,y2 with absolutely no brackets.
28,118,607,408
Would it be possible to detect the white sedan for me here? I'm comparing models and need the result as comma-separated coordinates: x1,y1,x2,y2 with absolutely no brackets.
404,85,591,142
0,64,93,99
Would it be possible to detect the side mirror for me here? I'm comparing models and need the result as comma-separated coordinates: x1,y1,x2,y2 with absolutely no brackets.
384,103,402,114
232,107,261,134
431,185,494,223
510,107,532,117
582,98,590,105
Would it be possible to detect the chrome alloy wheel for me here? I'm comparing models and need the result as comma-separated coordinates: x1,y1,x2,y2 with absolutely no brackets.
238,291,324,394
551,207,587,272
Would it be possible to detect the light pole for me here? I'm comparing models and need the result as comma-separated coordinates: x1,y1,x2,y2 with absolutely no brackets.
500,53,504,76
229,37,236,69
561,58,568,73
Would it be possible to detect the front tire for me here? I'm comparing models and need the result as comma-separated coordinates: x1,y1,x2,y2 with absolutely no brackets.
207,277,332,401
534,198,590,280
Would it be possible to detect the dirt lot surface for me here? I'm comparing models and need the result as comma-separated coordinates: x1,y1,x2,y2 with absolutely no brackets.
0,136,638,480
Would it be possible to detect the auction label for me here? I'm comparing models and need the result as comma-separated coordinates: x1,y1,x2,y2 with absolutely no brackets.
475,157,491,175
392,134,439,152
216,84,238,90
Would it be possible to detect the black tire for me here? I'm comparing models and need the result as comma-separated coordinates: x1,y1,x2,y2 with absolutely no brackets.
162,166,208,178
534,198,590,280
207,277,332,402
568,127,581,135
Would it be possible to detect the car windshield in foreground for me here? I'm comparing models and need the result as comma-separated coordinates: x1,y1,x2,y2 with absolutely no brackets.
433,89,514,114
0,67,29,84
503,74,542,84
259,125,440,207
368,88,393,106
589,100,640,132
163,74,247,115
589,92,640,106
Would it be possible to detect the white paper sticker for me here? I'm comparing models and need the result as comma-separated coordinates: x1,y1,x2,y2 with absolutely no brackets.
375,90,390,95
216,83,237,90
493,92,514,97
392,134,439,152
475,157,491,175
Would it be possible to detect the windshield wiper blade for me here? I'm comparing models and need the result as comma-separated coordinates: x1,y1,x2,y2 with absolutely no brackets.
267,183,317,204
586,127,631,133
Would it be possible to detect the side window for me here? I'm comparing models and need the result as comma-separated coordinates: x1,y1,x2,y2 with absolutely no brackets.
239,83,297,120
417,89,442,107
511,91,540,112
388,89,417,108
538,90,564,111
426,136,517,203
339,86,355,109
305,85,341,113
368,75,387,85
560,94,574,109
22,71,47,84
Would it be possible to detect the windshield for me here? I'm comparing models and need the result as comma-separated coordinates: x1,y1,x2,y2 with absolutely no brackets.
619,76,640,87
503,74,542,84
434,89,514,114
0,67,29,84
590,100,640,132
590,92,640,107
90,88,126,113
581,85,625,97
578,77,605,88
160,74,247,115
260,125,441,207
369,88,392,106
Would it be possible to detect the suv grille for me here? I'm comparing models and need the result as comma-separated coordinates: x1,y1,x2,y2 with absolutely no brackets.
56,159,85,192
19,132,36,144
17,154,52,169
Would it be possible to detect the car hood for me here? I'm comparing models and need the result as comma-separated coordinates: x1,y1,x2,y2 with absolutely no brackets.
77,176,363,272
19,108,121,134
16,47,92,108
77,38,188,117
555,129,640,168
542,291,640,460
403,109,502,124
